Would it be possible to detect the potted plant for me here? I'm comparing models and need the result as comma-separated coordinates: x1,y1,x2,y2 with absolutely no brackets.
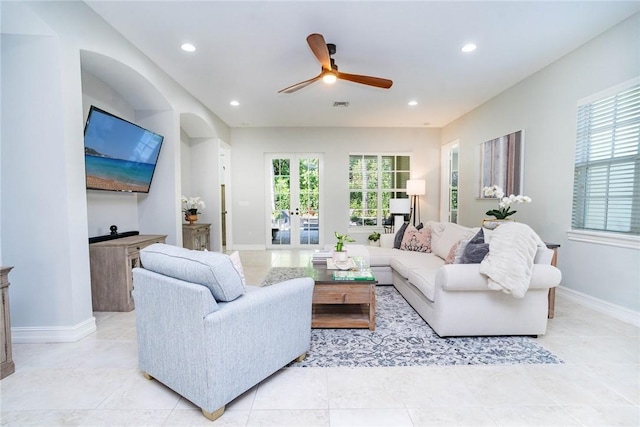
334,231,354,262
181,195,206,224
368,231,381,246
482,186,531,220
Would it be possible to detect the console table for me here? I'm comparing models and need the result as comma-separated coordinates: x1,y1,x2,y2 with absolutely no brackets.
1,266,14,379
89,234,167,311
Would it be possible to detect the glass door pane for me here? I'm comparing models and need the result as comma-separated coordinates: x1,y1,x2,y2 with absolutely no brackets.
267,154,323,248
298,157,320,245
270,158,291,245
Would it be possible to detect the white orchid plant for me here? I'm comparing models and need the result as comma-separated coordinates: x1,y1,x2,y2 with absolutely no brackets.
181,195,206,214
482,185,531,219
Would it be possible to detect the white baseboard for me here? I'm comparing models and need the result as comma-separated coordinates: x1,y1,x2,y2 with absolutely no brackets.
556,286,640,327
12,316,96,343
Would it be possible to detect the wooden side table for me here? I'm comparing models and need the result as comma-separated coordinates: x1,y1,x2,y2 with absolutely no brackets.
545,243,560,319
1,266,15,379
182,223,211,251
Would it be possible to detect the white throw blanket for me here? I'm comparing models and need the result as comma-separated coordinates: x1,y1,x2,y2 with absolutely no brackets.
479,222,546,298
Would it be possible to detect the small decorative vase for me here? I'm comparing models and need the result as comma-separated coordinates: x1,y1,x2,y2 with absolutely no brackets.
334,251,348,262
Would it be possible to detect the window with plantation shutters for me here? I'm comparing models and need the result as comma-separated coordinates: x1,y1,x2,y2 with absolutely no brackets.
572,79,640,235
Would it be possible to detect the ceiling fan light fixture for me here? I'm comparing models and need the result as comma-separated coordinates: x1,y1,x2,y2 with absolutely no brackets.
322,71,337,84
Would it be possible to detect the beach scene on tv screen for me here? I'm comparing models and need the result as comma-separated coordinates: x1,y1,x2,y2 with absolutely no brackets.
84,110,163,192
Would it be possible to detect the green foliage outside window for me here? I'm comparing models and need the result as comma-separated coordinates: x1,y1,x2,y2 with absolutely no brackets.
349,154,410,227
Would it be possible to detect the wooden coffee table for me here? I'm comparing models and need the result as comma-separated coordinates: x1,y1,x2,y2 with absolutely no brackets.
310,265,377,330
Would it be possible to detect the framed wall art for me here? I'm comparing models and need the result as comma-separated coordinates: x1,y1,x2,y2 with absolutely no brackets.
478,130,524,198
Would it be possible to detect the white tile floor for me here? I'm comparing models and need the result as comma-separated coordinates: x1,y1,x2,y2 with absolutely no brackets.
1,250,638,426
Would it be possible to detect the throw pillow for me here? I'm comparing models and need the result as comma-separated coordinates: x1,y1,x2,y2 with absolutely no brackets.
140,243,245,302
453,239,470,264
444,241,460,264
460,242,490,263
400,224,431,252
460,229,489,263
469,228,485,244
393,222,409,249
229,251,246,285
432,223,475,259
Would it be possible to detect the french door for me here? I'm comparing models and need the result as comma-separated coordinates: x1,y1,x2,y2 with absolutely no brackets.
266,153,323,248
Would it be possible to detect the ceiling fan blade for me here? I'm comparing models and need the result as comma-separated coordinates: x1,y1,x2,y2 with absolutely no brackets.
278,74,323,94
306,33,331,69
336,71,393,89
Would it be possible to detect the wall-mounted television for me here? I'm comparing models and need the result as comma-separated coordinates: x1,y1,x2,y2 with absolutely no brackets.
83,106,164,193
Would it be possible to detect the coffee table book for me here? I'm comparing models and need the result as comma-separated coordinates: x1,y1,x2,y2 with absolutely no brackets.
332,269,376,281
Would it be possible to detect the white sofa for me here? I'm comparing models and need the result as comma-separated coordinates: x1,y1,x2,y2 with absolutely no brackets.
354,221,562,337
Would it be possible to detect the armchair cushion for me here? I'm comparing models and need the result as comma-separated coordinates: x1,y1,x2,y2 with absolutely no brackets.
140,244,245,302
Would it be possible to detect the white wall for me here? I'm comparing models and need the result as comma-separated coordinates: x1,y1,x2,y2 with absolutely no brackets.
230,127,440,248
1,1,228,341
180,129,192,198
441,13,640,313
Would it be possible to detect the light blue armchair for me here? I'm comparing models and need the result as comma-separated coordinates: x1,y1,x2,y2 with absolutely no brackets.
132,244,314,421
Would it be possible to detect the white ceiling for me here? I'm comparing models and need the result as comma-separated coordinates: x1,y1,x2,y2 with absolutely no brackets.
85,1,640,128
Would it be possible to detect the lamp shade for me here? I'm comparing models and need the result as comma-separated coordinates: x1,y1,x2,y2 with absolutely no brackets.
406,179,426,196
389,198,410,214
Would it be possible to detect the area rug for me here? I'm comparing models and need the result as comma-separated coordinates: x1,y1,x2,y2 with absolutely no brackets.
261,267,312,286
262,267,563,368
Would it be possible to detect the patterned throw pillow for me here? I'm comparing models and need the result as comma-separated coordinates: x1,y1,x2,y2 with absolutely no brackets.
444,241,460,264
400,224,431,252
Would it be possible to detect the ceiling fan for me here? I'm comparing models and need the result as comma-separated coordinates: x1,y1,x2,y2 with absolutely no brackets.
278,33,393,94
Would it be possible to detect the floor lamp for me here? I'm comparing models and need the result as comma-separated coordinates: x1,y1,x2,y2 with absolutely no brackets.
406,179,425,226
389,198,411,231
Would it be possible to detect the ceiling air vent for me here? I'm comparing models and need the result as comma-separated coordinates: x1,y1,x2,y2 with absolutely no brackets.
333,101,350,107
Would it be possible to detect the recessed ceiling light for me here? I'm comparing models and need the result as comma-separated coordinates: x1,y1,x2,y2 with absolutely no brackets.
408,100,418,106
230,100,240,107
461,43,477,53
181,43,196,52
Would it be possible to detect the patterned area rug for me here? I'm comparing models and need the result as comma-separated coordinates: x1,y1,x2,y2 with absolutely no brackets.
263,267,563,368
261,267,312,286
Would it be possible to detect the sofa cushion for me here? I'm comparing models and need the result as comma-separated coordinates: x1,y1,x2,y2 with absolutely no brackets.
426,221,446,250
432,223,475,259
366,246,399,266
140,244,245,302
391,252,444,278
400,224,431,252
407,268,437,302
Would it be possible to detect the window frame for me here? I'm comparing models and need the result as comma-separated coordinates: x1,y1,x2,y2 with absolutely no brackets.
348,152,411,229
571,77,640,238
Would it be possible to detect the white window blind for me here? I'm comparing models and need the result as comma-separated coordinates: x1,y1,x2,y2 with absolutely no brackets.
572,80,640,235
